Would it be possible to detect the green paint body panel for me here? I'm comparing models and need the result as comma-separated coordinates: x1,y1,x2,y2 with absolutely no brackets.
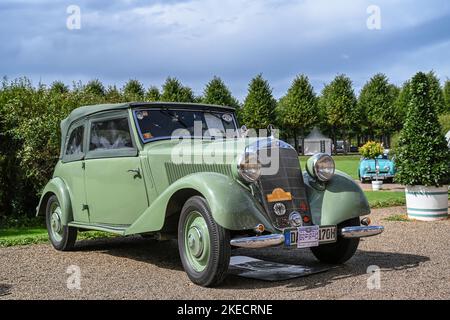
304,170,371,226
84,157,149,225
37,103,371,238
36,177,73,225
125,172,275,235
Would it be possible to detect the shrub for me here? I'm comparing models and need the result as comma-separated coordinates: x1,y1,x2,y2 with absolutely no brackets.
395,72,450,186
359,141,384,159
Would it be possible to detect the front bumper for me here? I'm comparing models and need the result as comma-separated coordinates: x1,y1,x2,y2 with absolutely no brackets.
230,225,384,249
361,173,394,180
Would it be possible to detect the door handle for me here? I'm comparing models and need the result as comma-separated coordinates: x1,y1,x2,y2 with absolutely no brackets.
127,168,141,178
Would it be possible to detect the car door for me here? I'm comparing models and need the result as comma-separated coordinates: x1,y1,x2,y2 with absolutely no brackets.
84,111,149,225
61,120,89,223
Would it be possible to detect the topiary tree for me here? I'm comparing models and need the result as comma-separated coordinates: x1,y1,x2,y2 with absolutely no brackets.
202,76,239,108
394,80,411,130
427,71,446,115
277,74,318,153
395,72,450,187
358,73,399,147
319,74,358,154
49,81,69,94
85,79,106,96
241,74,276,130
443,79,450,113
105,85,123,103
161,77,195,103
122,79,145,101
145,86,161,102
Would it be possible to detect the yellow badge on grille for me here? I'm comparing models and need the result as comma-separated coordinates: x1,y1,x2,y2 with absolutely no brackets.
267,188,292,202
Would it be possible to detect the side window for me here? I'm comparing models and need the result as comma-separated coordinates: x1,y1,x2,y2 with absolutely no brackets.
65,125,84,156
89,117,133,152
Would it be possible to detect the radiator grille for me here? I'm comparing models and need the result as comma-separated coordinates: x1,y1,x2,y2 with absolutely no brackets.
258,147,311,229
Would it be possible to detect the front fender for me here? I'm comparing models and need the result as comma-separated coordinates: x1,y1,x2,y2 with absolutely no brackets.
125,172,274,235
304,170,370,226
36,177,73,225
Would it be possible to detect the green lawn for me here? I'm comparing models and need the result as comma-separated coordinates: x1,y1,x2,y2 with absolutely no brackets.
300,154,360,179
0,227,115,247
364,191,406,208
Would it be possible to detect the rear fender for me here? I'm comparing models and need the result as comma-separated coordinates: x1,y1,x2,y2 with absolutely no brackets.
36,177,73,225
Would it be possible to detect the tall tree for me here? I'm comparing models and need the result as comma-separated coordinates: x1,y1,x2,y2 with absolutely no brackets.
395,72,450,186
49,81,69,94
319,74,357,154
145,86,161,102
394,80,411,130
358,73,399,147
444,79,450,113
427,71,446,115
122,79,144,101
202,76,239,108
85,79,106,96
161,77,195,102
241,74,276,130
105,85,123,103
277,74,318,154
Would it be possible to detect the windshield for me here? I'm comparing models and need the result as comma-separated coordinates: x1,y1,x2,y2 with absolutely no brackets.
133,109,239,142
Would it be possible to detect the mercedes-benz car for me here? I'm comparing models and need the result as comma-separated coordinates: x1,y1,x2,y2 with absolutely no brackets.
37,102,384,287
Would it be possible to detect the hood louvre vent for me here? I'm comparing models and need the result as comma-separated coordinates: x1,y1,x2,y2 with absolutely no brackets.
165,163,233,184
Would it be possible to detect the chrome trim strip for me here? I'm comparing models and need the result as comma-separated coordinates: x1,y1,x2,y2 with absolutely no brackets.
340,225,384,238
230,234,285,249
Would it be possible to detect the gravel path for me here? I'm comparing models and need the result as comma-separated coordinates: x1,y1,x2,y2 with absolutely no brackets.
1,205,449,300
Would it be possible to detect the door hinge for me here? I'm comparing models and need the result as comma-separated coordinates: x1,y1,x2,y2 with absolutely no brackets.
82,162,85,169
82,204,89,211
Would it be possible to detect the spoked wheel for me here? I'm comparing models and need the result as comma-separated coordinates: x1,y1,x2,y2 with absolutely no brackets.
178,196,230,287
46,195,77,251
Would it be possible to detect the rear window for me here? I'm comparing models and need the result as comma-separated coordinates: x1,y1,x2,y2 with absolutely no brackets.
65,125,84,156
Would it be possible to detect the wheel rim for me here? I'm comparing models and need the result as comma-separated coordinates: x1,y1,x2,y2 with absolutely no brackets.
184,211,210,272
49,202,63,243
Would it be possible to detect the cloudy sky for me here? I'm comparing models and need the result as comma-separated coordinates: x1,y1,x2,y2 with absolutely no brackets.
0,0,449,100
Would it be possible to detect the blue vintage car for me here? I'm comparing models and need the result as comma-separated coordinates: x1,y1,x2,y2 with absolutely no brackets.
358,151,396,183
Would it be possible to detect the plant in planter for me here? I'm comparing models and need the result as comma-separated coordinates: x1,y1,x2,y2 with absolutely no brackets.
359,141,384,190
395,72,450,221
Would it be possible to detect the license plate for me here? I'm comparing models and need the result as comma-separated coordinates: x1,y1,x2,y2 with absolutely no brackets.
284,225,337,248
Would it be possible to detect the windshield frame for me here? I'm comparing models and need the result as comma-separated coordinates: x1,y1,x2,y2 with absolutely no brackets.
132,107,240,143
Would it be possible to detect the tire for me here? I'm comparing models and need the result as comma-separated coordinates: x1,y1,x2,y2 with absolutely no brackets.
178,196,230,287
45,195,77,251
310,217,360,264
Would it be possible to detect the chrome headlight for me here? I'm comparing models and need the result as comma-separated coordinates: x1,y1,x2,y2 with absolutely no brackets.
237,152,261,183
306,153,335,182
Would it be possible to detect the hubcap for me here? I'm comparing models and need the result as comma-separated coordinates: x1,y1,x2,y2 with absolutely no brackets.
49,203,63,242
184,211,210,272
187,226,203,258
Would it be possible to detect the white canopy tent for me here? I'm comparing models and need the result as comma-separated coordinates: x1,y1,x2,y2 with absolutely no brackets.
446,130,450,149
303,127,332,155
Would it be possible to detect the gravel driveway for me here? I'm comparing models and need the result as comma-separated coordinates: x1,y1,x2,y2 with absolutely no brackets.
1,205,449,300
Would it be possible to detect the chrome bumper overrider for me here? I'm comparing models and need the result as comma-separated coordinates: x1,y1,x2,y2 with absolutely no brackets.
230,225,384,249
230,234,285,248
340,225,384,238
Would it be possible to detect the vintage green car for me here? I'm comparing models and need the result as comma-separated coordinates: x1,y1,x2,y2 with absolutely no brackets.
37,102,383,287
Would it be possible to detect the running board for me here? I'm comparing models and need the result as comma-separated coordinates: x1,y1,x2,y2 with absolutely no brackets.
68,222,128,235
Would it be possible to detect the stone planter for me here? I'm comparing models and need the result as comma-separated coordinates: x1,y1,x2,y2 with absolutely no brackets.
371,180,383,191
405,185,449,221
